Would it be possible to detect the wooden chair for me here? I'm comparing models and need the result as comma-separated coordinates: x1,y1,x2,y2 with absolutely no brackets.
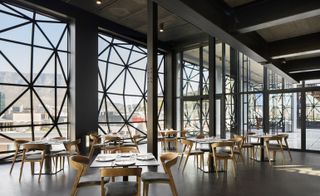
264,135,286,165
110,146,139,154
19,143,47,182
88,134,103,160
70,155,109,196
242,132,260,159
142,152,178,196
100,167,142,196
9,139,29,174
54,139,81,171
277,133,292,160
103,135,122,153
231,135,245,163
121,134,141,153
178,139,204,172
211,141,237,178
160,130,178,152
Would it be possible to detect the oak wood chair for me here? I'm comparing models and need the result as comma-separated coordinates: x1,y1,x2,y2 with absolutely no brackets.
9,139,29,174
141,152,178,196
178,139,204,172
100,167,142,196
277,133,292,160
54,139,80,171
19,143,47,182
70,155,109,196
110,146,139,154
264,135,286,165
211,141,237,178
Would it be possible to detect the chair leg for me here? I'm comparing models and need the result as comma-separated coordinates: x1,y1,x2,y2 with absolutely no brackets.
143,182,148,196
182,154,190,172
178,154,184,169
30,162,34,175
19,160,25,182
169,179,178,196
287,148,292,160
224,160,228,172
232,157,237,177
10,151,18,174
214,157,219,178
38,160,44,182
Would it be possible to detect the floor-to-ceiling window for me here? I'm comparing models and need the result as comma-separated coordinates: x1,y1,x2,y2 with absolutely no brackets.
97,33,164,139
180,47,209,136
0,2,70,158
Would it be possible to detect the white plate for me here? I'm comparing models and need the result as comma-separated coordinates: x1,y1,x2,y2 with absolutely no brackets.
114,161,136,166
119,153,132,157
96,156,115,162
136,155,154,161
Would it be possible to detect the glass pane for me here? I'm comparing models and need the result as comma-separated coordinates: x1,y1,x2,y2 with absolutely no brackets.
306,91,320,150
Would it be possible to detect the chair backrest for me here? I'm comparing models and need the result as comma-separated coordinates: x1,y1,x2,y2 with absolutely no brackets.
52,136,67,140
14,139,29,150
70,155,90,176
64,139,81,152
160,152,178,177
211,141,235,157
100,168,142,196
232,135,245,149
110,146,139,153
277,133,289,147
104,135,122,144
23,143,47,151
89,134,101,144
181,130,187,138
180,139,193,153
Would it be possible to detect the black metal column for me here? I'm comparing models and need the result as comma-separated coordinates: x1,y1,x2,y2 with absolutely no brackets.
69,15,98,154
208,36,216,137
147,0,158,157
230,48,240,135
164,51,174,129
221,43,226,138
263,66,269,134
301,90,306,150
199,47,204,134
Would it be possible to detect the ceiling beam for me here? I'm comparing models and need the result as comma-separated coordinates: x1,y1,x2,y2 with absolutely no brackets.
234,0,320,33
290,71,320,82
153,0,296,83
280,57,320,73
269,32,320,58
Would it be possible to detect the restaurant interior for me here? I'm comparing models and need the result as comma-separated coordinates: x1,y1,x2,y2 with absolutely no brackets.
1,0,320,195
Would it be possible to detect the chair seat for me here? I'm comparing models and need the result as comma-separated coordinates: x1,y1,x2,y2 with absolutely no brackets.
215,152,232,158
242,143,254,148
55,151,78,156
105,181,138,196
25,154,43,161
141,171,169,182
189,150,204,155
80,172,109,184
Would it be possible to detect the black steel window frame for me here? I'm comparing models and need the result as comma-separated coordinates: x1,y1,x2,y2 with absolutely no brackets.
97,32,165,139
0,2,70,157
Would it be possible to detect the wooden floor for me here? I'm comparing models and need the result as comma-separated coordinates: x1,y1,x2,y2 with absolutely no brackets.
1,145,320,196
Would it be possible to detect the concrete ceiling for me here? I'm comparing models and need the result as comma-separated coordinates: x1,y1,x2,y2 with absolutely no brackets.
59,0,320,82
61,0,202,42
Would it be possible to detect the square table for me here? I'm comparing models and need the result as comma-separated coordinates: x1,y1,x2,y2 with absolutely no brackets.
91,153,159,181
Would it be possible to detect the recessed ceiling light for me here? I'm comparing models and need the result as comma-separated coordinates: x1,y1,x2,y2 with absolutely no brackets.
96,0,102,5
159,23,164,32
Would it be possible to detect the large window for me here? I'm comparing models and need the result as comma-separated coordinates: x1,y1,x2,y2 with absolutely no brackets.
181,47,209,135
0,3,69,156
97,34,164,138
